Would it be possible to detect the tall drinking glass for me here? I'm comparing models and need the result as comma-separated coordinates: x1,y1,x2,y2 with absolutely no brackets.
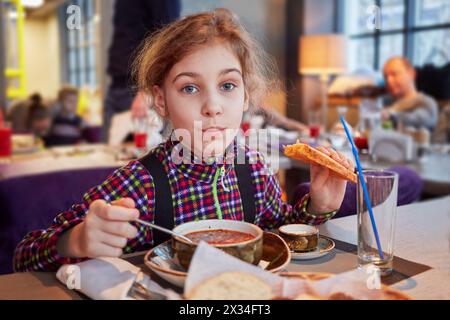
357,170,399,276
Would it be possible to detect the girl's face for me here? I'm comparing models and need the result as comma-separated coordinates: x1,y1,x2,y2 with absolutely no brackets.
153,42,248,159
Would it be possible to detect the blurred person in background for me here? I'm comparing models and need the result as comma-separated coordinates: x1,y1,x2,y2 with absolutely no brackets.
46,86,86,146
26,94,52,141
7,93,47,133
7,99,29,132
254,107,309,133
381,57,438,131
103,0,181,142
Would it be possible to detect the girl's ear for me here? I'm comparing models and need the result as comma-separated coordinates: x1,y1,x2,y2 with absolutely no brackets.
243,90,250,112
152,85,168,117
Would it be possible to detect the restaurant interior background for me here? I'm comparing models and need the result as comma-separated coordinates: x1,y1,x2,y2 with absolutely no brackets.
0,0,449,276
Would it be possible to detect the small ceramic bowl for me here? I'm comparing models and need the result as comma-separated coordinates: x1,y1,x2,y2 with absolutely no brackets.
278,224,319,252
172,219,263,270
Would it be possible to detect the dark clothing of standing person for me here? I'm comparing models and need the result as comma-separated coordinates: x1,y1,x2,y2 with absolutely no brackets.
103,0,181,141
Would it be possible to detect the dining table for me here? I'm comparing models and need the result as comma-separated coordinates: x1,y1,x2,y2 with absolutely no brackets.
4,139,448,196
281,147,450,199
0,195,448,300
0,144,129,180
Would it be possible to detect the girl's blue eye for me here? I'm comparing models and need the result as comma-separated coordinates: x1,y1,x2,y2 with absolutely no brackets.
221,82,236,91
182,85,199,94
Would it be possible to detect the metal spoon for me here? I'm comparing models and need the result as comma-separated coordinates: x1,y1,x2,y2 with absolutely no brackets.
135,218,194,244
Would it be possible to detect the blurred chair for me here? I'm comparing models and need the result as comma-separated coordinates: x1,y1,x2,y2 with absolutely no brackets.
416,62,450,143
416,62,450,101
0,167,117,275
82,125,103,143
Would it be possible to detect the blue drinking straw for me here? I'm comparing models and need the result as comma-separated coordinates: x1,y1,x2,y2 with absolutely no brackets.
339,115,384,260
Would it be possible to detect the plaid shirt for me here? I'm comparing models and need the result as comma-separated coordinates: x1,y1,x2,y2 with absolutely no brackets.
13,140,336,272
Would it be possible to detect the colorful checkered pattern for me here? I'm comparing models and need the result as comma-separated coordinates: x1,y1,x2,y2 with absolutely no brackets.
13,139,336,272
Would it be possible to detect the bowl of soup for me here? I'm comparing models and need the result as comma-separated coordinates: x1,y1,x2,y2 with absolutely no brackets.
172,219,263,270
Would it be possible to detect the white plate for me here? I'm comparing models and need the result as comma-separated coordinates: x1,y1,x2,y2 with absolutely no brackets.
12,134,41,154
290,236,335,260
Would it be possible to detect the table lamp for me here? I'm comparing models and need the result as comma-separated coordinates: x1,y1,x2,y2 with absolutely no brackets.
299,34,348,130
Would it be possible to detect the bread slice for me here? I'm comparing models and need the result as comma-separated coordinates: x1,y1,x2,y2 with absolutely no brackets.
284,143,357,184
186,271,273,300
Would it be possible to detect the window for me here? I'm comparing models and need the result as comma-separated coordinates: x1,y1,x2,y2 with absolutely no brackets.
415,0,450,26
59,0,98,88
413,29,450,66
343,0,450,71
180,0,223,16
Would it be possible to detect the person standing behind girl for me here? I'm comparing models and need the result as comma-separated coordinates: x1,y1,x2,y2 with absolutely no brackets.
103,0,180,142
14,9,353,272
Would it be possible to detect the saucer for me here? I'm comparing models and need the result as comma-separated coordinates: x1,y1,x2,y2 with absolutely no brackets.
290,236,335,260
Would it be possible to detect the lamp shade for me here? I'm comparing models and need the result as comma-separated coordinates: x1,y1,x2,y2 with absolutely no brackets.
299,34,347,75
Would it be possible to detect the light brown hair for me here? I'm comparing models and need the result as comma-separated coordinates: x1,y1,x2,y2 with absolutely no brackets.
132,8,279,111
57,85,79,102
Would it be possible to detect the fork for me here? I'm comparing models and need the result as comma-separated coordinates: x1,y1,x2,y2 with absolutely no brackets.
135,218,194,243
127,281,167,300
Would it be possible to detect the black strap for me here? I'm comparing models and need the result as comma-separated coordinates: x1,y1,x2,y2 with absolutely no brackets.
234,157,256,224
139,153,174,246
138,151,256,246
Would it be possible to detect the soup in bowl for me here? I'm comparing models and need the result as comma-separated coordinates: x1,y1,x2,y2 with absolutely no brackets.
172,219,263,270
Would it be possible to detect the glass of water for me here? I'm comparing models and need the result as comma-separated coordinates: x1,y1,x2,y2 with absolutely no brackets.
357,170,399,276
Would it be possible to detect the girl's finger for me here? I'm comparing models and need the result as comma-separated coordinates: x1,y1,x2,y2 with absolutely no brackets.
316,146,330,155
97,204,139,222
111,197,136,209
87,242,123,258
100,232,129,249
348,159,355,170
326,147,341,161
336,151,350,168
343,158,351,170
99,220,138,239
341,154,355,170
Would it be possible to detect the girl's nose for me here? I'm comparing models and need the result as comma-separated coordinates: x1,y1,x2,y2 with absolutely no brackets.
201,97,223,117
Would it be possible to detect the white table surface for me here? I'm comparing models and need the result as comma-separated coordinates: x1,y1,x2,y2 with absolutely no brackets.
318,196,450,299
0,144,127,179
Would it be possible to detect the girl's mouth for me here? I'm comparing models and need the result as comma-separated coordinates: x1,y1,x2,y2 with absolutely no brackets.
202,127,226,134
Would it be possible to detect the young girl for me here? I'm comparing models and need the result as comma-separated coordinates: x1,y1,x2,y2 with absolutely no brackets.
14,9,353,272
